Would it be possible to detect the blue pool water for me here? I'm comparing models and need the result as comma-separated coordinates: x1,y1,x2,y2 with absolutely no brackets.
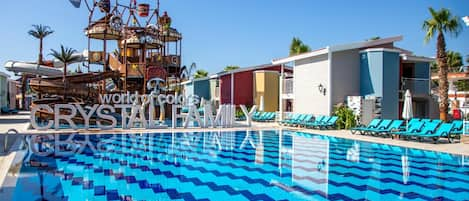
10,130,469,201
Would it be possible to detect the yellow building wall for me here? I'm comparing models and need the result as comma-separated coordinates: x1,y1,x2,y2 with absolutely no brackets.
253,71,279,112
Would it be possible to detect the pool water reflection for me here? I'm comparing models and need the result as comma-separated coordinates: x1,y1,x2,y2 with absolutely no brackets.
10,130,469,201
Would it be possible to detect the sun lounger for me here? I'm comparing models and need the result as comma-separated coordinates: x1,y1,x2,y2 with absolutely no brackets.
366,120,404,136
252,112,268,121
1,107,18,114
288,114,313,126
303,116,329,128
450,120,463,135
306,116,338,129
254,112,276,122
360,119,392,135
299,115,326,127
279,113,300,125
282,114,305,125
392,121,437,139
350,119,381,134
409,123,455,143
258,112,276,122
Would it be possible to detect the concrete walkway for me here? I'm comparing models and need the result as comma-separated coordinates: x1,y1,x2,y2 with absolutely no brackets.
0,111,30,133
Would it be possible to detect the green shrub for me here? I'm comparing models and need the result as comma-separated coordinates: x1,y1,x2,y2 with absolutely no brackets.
333,104,357,129
235,105,252,118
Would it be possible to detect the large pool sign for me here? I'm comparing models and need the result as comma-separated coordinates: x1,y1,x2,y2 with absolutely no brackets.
30,92,256,130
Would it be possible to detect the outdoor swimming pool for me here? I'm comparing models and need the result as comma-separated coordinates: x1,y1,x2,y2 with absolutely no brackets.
8,130,469,201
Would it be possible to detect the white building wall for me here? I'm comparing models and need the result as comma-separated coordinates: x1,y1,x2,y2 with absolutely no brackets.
330,49,361,106
293,54,330,115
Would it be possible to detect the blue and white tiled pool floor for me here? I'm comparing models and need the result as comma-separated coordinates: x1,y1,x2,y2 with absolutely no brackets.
10,130,469,201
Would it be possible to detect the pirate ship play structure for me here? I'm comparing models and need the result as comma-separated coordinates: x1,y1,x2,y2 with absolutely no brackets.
6,2,183,101
4,0,184,124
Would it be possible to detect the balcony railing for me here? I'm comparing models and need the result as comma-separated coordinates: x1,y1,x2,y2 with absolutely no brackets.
401,77,430,96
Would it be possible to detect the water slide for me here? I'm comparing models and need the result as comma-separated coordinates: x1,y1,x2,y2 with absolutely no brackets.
4,50,88,77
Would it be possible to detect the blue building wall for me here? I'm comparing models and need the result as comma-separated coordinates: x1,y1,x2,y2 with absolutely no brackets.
381,52,400,119
194,79,211,100
184,79,211,104
360,50,400,119
360,51,383,96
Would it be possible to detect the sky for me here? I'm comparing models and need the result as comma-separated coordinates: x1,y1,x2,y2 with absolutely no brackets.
0,0,468,78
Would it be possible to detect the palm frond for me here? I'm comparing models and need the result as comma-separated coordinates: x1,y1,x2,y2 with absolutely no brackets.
423,7,462,43
28,24,54,39
49,45,78,63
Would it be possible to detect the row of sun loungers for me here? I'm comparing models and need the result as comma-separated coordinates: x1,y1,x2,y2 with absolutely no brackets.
350,118,463,143
279,113,338,129
252,112,276,122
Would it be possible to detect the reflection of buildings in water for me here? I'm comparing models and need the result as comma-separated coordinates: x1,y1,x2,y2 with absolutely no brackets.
346,142,360,162
366,157,381,200
401,155,410,184
200,131,236,158
277,130,293,176
292,134,329,195
255,130,264,164
238,130,266,164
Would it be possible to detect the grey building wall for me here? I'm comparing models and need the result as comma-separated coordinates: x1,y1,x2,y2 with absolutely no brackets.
331,49,361,107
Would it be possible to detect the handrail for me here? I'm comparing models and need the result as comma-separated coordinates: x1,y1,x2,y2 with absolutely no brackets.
2,129,18,153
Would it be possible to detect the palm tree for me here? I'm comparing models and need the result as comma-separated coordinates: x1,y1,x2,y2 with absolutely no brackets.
28,24,54,65
224,65,240,72
193,69,208,79
22,25,53,109
50,45,80,98
423,7,462,121
446,51,463,72
181,62,196,80
289,37,311,56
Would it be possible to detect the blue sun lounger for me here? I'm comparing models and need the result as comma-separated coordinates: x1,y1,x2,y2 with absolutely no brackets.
303,116,329,128
299,115,326,127
360,119,392,135
450,120,463,135
392,121,437,139
350,119,381,134
252,112,266,121
280,113,300,125
283,114,306,125
306,116,338,129
258,112,276,122
289,114,314,126
408,123,455,143
366,120,404,136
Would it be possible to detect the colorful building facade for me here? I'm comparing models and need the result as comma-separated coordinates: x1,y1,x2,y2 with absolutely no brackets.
218,64,291,112
273,36,436,119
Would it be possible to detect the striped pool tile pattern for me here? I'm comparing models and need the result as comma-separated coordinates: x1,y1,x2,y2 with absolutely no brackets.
11,130,469,201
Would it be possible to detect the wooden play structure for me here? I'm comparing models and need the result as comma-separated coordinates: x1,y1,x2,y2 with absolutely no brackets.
4,0,186,124
27,0,184,105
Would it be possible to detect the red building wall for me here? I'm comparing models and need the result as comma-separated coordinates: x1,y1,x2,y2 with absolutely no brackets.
219,65,289,106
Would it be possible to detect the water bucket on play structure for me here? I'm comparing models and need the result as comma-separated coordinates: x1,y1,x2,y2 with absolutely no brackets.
138,4,150,17
98,0,110,13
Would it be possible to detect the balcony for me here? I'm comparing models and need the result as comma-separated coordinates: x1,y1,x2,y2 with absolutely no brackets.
401,77,430,97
